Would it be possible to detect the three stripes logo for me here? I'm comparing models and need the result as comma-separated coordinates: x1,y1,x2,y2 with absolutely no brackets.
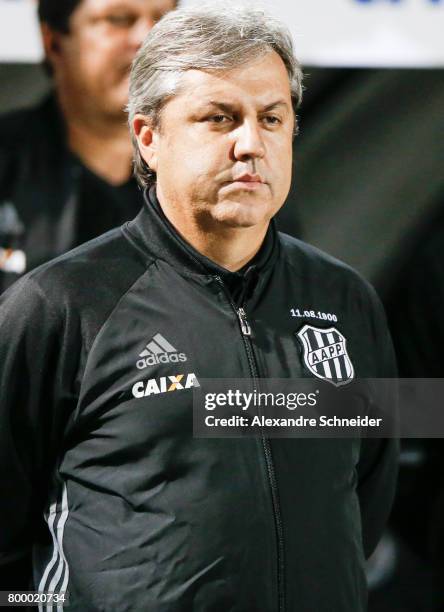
137,333,187,369
296,324,354,387
37,483,69,611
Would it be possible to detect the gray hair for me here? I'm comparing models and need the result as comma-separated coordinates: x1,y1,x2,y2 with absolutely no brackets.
127,3,304,188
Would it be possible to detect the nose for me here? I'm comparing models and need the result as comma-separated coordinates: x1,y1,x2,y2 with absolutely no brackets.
233,120,265,162
130,17,155,50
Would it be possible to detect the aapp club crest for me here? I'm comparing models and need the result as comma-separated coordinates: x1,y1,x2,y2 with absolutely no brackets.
296,324,354,387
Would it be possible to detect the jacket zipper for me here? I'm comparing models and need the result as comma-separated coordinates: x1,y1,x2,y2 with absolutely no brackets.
214,275,285,612
237,307,251,336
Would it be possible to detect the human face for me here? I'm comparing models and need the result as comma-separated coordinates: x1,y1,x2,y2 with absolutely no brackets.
140,51,294,231
46,0,176,118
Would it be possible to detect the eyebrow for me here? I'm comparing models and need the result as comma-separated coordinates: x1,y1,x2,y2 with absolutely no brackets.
202,100,290,113
100,1,147,11
261,101,290,112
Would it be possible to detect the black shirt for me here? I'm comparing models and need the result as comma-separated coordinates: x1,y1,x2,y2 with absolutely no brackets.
76,163,142,245
0,95,143,293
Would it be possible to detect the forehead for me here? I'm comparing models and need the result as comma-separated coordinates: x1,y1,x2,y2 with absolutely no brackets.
78,0,174,14
174,51,292,109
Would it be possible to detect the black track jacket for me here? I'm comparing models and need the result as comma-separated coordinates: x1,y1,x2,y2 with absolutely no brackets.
0,188,398,611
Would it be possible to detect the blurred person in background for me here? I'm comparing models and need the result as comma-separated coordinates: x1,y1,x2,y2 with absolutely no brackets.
0,0,176,293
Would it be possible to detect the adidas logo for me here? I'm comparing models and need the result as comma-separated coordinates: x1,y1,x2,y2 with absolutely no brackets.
136,333,187,370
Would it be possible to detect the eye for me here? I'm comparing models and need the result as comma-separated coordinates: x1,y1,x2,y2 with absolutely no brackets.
262,115,282,126
104,13,137,28
207,114,232,124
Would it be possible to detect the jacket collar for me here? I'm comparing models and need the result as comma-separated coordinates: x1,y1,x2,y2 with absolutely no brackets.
126,186,279,285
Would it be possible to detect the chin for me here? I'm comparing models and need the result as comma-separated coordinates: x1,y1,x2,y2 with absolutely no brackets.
101,100,127,118
218,218,261,229
100,86,129,117
211,198,273,229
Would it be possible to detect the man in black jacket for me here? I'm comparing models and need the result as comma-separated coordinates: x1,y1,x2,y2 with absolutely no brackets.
0,0,177,293
0,5,398,610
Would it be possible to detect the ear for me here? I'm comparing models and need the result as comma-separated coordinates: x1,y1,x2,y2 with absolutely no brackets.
133,114,160,173
40,23,65,70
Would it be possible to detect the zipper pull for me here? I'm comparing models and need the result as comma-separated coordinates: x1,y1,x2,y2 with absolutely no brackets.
237,307,251,336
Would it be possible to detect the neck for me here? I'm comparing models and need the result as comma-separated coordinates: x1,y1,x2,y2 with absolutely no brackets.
156,192,268,272
185,225,268,272
57,91,133,186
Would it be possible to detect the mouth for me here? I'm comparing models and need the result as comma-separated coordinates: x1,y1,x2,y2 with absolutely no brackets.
233,173,264,184
224,173,266,191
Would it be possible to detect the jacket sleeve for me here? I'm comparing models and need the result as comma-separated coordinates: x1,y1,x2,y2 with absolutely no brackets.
356,286,399,559
0,276,76,589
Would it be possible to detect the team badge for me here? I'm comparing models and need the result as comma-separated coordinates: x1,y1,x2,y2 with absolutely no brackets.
296,324,354,386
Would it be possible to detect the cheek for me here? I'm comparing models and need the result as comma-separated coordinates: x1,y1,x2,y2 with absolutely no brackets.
163,136,217,177
80,37,124,78
277,140,293,175
69,47,104,84
269,141,293,196
157,148,219,203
